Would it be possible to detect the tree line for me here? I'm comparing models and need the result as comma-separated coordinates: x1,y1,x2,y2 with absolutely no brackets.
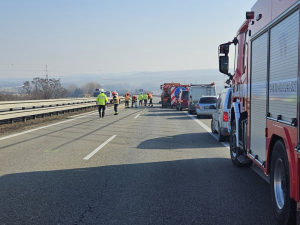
0,77,101,101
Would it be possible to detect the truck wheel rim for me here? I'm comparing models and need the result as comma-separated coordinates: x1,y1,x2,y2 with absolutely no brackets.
274,158,285,209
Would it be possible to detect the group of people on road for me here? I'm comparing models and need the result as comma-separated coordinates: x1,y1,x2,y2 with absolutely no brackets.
138,92,153,107
96,89,153,118
96,89,120,117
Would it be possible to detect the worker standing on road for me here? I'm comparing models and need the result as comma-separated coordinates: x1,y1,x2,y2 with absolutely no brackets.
132,95,137,108
148,92,153,107
125,92,131,108
138,92,143,107
96,89,108,118
143,92,148,106
112,92,119,115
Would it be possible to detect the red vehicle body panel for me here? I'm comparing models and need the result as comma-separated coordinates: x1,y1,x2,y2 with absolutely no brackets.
177,90,189,109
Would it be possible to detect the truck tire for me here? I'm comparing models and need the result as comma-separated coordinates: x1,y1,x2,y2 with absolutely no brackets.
270,140,296,225
230,119,242,167
217,123,226,142
211,120,217,134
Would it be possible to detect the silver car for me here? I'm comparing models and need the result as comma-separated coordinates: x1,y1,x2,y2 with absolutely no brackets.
196,96,217,118
211,88,231,142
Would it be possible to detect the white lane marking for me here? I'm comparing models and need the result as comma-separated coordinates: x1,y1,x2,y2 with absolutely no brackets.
185,112,229,149
134,114,140,119
83,135,116,160
0,111,99,141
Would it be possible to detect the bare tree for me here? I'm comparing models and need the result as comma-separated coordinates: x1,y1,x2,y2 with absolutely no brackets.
21,77,67,99
81,82,101,96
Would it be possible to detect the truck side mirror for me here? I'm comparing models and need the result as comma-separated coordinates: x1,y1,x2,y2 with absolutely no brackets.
219,56,229,75
219,43,230,55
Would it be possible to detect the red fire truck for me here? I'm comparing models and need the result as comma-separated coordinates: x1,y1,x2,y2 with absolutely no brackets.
218,0,300,224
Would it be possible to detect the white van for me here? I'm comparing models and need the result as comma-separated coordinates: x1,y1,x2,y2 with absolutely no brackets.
188,83,216,114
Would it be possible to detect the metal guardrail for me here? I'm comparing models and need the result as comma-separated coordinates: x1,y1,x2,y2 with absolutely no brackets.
0,98,97,111
0,97,124,123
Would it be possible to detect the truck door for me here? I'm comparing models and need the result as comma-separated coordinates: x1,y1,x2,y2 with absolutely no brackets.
250,32,268,163
206,86,211,95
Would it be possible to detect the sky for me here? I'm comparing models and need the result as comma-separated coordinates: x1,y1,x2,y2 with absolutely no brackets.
0,0,257,78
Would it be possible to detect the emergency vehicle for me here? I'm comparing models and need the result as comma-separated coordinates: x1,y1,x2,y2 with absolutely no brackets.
218,0,300,224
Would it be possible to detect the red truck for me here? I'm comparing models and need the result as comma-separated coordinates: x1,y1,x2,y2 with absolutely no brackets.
218,0,300,224
160,83,189,108
176,90,189,111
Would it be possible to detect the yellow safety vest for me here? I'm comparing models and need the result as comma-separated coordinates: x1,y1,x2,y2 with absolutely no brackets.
97,93,108,105
113,96,119,104
139,94,143,100
125,95,131,101
143,94,148,100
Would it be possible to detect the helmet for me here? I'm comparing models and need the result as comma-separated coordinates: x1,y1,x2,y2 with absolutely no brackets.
112,92,116,95
140,92,143,94
100,89,104,92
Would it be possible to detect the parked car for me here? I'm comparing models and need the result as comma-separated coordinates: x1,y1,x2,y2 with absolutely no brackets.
176,90,189,111
211,88,231,142
196,96,217,118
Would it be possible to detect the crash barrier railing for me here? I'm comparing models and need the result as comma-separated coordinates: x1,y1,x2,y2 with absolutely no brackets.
0,97,124,123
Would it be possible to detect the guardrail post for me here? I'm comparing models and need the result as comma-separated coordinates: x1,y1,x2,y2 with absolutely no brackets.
42,114,45,118
10,119,14,124
33,115,36,120
10,108,13,111
23,117,26,122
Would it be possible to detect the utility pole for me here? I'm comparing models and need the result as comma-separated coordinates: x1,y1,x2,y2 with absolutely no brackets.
45,64,48,80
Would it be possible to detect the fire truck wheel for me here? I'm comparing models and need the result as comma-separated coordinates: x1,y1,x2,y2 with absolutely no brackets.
211,120,217,134
230,119,242,167
270,140,296,225
217,123,226,142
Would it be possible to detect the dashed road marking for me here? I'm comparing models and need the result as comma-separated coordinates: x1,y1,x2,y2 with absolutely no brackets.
83,135,116,160
134,114,140,119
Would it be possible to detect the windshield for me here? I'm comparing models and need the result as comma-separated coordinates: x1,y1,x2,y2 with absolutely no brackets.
182,91,189,99
199,97,217,103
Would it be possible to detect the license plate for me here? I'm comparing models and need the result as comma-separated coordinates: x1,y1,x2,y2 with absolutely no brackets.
204,106,209,109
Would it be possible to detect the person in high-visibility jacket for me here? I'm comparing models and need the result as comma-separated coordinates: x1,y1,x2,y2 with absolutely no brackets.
124,92,131,108
96,89,108,118
132,95,138,108
147,92,153,107
138,93,144,107
143,93,148,106
112,92,119,115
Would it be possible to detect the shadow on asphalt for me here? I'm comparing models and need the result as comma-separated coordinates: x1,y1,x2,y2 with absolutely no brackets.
137,133,224,149
0,158,276,225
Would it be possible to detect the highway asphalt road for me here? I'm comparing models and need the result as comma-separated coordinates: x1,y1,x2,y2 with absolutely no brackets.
0,98,277,225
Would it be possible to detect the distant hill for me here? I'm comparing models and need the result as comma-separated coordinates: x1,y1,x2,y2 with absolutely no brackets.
61,69,229,93
0,69,230,94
